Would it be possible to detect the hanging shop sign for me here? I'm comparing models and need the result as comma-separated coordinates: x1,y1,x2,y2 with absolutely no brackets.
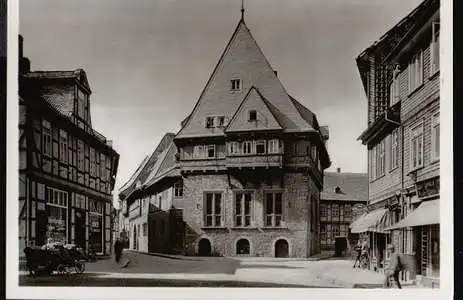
416,177,439,199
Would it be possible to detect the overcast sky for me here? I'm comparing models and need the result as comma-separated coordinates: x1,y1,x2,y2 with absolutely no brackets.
19,0,421,200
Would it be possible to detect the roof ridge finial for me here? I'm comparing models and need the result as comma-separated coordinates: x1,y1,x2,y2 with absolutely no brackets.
241,0,245,20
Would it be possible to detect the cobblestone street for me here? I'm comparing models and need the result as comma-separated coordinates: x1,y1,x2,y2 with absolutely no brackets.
19,250,416,288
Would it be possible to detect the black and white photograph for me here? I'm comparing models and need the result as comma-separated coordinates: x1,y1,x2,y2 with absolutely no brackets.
6,0,452,298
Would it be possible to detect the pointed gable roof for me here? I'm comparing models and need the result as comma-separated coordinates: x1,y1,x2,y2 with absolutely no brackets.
175,19,315,140
225,86,283,133
143,140,179,188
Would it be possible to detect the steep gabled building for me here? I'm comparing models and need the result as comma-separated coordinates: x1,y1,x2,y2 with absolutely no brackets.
172,13,330,258
354,0,440,287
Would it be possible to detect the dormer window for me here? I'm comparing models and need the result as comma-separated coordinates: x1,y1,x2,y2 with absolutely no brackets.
334,186,342,194
248,110,257,121
205,117,214,128
231,79,241,91
217,116,225,127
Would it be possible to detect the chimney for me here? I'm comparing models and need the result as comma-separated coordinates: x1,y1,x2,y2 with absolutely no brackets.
337,167,341,173
273,70,278,77
18,35,31,74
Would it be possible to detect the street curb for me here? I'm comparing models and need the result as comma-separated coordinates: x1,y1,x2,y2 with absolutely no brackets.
125,250,202,261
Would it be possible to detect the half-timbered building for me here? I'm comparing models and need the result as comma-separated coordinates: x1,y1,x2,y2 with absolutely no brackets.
18,37,119,257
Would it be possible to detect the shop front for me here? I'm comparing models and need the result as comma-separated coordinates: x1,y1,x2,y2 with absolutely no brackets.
385,199,440,287
350,207,390,271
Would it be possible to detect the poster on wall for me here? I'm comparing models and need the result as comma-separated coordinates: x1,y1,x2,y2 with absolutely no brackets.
46,206,67,243
89,214,103,253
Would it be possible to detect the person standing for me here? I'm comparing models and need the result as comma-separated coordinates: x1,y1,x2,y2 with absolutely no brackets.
383,244,403,289
114,237,122,263
353,240,362,268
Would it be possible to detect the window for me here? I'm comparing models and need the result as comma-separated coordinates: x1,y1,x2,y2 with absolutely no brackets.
268,139,280,154
174,181,183,198
340,224,347,237
430,22,440,74
207,145,215,158
100,153,106,180
390,129,399,170
205,117,214,128
59,130,68,163
377,139,386,177
370,147,376,180
332,224,340,238
242,141,252,154
311,145,317,162
217,116,225,127
234,191,252,227
77,140,84,170
228,142,240,155
90,148,95,176
389,65,401,106
42,120,52,156
410,123,424,170
143,223,148,236
320,223,327,242
204,192,222,227
432,113,440,160
256,140,266,154
230,79,241,91
408,50,423,93
332,204,339,218
264,192,283,227
46,187,68,207
320,203,327,218
344,204,351,219
248,110,257,122
194,145,204,158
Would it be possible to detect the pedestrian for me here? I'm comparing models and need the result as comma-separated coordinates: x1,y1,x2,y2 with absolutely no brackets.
353,240,362,268
361,237,369,261
383,244,403,289
114,237,122,263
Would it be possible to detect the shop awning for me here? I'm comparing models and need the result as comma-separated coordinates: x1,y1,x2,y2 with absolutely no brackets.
349,208,389,233
385,200,439,230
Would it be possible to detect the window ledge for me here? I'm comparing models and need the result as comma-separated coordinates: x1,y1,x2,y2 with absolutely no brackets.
430,158,440,165
388,166,399,173
370,173,386,183
407,83,425,98
429,70,440,80
408,165,424,175
261,226,289,230
230,227,259,230
201,226,228,230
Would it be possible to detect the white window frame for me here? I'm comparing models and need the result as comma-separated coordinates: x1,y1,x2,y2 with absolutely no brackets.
390,65,401,106
242,141,253,155
204,192,223,227
255,140,266,154
370,146,376,181
378,139,386,177
217,116,226,127
264,191,284,227
410,122,424,171
230,79,241,91
193,145,204,159
234,191,253,227
174,181,183,198
408,50,424,94
42,120,52,157
77,139,84,170
248,110,257,122
430,22,440,75
390,129,399,171
207,145,216,158
59,130,68,163
205,116,215,128
431,112,440,161
267,139,280,154
228,141,240,155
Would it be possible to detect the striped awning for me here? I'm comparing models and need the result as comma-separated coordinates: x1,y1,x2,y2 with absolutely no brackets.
385,200,439,230
350,208,389,233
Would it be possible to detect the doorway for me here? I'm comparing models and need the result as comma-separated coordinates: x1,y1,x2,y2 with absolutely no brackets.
198,238,212,256
275,239,289,258
74,209,86,250
236,239,250,255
